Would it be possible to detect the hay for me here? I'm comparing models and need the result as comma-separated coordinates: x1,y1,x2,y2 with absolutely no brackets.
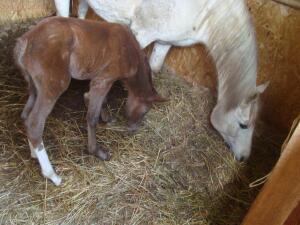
0,20,283,225
0,0,55,25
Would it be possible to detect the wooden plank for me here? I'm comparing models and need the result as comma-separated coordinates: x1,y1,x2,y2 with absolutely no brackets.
242,122,300,225
284,200,300,225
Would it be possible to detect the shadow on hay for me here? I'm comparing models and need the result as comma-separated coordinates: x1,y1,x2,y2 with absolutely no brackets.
205,125,284,225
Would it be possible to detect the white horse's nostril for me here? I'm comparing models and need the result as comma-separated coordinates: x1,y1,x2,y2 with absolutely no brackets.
238,156,245,162
225,142,232,149
234,154,249,162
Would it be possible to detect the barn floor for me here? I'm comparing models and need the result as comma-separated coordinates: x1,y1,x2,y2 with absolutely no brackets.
0,20,284,225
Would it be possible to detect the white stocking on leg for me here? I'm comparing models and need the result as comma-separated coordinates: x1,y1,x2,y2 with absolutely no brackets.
29,140,62,186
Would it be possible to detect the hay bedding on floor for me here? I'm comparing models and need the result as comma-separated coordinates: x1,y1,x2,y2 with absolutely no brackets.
0,20,282,225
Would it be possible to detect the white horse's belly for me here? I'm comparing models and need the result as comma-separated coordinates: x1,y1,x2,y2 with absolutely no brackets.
131,0,213,47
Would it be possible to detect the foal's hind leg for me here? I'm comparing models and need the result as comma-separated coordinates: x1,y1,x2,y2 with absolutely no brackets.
21,76,36,120
25,90,65,186
25,93,61,185
86,78,113,160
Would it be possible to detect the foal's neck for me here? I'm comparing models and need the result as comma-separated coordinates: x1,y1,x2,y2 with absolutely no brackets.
125,58,154,100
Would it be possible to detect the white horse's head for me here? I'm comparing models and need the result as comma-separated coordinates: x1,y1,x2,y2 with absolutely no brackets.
210,82,269,161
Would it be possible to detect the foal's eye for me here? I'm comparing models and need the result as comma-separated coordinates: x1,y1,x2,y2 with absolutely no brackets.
239,123,248,129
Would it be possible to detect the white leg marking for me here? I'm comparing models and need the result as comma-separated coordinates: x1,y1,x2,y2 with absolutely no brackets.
32,141,62,186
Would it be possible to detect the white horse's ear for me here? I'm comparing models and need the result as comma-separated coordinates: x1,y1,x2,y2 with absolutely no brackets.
256,81,270,94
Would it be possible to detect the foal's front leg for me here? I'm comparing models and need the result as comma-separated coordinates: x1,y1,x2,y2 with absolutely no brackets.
84,94,113,123
86,78,113,160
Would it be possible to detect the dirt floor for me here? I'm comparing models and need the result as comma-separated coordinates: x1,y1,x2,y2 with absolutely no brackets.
0,19,284,225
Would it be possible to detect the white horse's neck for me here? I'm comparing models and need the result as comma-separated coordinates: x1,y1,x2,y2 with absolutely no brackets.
204,0,258,110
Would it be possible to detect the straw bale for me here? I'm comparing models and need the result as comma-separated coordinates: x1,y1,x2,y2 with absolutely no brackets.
0,0,55,25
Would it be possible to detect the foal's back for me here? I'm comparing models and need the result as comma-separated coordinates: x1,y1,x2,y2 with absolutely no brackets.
17,17,141,82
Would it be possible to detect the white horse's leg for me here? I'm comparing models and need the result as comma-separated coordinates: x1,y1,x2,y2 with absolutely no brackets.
54,0,70,17
29,140,62,186
78,0,89,19
149,43,171,73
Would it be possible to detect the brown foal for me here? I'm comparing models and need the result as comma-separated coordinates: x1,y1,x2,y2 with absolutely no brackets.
14,17,165,185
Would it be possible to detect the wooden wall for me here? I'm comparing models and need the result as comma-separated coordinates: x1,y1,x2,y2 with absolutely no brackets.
247,0,300,131
0,0,299,132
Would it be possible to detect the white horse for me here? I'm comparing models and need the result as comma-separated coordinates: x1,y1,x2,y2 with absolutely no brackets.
55,0,269,161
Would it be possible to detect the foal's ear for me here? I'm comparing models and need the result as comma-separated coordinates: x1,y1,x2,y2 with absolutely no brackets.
256,81,270,94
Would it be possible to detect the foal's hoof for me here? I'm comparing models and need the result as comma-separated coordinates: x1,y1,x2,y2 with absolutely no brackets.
95,147,111,161
127,123,139,133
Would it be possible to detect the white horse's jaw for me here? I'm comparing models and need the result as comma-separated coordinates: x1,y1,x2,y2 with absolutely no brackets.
210,104,254,161
229,129,253,161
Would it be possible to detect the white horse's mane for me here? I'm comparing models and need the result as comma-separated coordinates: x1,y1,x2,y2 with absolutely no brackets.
205,0,258,111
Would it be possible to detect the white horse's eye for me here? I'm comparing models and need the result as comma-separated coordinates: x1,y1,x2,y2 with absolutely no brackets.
239,123,248,129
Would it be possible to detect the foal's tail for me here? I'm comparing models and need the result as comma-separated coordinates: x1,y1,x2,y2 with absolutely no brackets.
14,38,27,69
14,38,34,84
14,37,37,120
14,37,32,82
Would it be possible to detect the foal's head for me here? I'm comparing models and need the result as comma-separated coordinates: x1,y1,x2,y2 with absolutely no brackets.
126,89,165,131
210,83,269,161
124,55,166,131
